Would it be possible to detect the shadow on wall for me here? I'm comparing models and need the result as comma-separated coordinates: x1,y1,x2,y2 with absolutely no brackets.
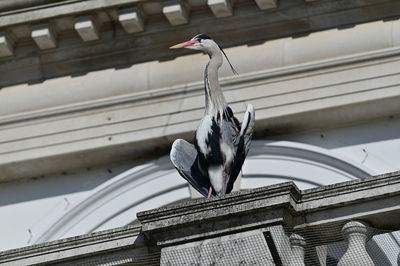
0,162,135,206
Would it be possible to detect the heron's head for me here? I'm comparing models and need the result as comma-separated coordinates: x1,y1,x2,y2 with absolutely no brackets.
170,34,216,53
170,34,238,74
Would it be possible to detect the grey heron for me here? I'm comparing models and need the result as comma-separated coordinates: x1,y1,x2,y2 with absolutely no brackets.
169,34,255,197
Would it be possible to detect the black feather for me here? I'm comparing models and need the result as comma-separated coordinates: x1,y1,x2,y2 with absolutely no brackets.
194,34,212,40
218,44,238,75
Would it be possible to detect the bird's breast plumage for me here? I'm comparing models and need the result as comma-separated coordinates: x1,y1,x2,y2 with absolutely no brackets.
195,109,240,166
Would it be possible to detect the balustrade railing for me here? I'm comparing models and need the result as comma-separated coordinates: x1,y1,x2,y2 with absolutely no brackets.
286,220,398,265
1,171,400,265
137,171,400,266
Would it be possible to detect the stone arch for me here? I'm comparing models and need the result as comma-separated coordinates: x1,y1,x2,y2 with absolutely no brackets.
35,140,396,264
241,140,373,190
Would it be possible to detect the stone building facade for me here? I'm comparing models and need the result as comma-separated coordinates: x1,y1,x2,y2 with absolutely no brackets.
0,0,400,264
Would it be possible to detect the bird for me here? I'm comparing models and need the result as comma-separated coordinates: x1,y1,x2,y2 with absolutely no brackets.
169,34,255,198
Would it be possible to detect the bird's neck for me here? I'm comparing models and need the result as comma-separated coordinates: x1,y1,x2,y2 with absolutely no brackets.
204,49,226,117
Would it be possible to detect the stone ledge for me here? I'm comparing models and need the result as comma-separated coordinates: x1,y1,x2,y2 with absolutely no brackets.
137,171,400,246
0,225,147,265
1,172,399,265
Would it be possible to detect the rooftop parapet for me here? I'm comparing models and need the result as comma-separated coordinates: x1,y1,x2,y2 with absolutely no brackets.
1,171,399,265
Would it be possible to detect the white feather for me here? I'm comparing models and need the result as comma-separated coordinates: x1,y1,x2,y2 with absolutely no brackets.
208,165,224,193
240,104,255,136
220,141,234,165
196,115,214,155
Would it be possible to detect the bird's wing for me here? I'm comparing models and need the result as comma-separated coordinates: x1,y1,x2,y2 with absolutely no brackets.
225,104,255,193
240,104,255,155
170,139,211,197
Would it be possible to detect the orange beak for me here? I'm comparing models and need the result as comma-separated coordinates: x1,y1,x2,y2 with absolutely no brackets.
169,40,197,49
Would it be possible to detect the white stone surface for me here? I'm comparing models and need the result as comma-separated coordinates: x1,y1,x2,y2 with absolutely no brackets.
398,251,400,266
2,47,400,181
31,23,57,49
0,31,14,57
289,234,306,266
118,7,144,33
74,16,100,42
254,0,277,10
161,230,275,265
284,21,393,65
2,20,400,117
2,118,400,252
162,2,189,26
207,0,233,17
338,221,375,266
1,17,400,264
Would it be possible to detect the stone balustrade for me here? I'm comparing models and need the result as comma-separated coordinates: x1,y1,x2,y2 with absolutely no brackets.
138,171,400,265
1,171,399,265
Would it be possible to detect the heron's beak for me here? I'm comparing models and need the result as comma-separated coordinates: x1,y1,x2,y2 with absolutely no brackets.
169,40,196,49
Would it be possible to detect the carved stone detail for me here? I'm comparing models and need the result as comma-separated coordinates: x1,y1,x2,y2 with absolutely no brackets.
118,7,145,33
207,0,233,18
289,234,306,266
163,1,190,26
0,31,14,57
31,23,57,49
74,15,100,42
254,0,277,10
337,221,374,266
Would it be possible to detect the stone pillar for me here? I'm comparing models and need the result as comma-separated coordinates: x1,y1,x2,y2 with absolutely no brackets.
290,234,306,266
397,250,400,266
337,221,374,266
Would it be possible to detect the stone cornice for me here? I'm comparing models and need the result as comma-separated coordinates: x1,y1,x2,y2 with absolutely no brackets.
300,171,400,202
1,172,399,264
137,171,400,246
2,44,400,126
0,0,142,24
138,171,400,220
137,181,300,224
1,0,400,87
0,225,144,265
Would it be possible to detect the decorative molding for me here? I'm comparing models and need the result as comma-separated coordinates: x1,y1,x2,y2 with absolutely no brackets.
74,15,101,42
337,221,375,266
1,49,400,181
207,0,233,18
0,0,142,26
1,0,400,87
31,23,57,49
254,0,277,10
163,1,190,26
2,45,400,126
0,30,14,57
2,19,400,182
0,225,149,266
32,156,189,244
138,171,400,246
289,234,306,266
118,7,145,33
1,225,142,260
248,141,372,178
